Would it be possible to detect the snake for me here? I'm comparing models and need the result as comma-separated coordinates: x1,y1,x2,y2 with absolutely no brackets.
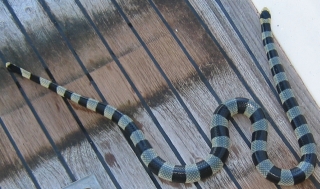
5,8,317,185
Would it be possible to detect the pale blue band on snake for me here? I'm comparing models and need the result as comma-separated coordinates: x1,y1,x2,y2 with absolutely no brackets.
5,7,316,185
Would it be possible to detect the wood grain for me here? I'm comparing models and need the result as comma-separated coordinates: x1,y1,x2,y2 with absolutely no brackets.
0,119,37,189
0,0,319,188
189,0,320,188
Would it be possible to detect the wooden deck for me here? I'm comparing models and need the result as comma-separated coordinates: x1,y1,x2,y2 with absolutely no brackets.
0,0,319,188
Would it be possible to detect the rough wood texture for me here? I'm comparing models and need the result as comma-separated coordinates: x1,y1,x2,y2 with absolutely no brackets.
0,0,319,188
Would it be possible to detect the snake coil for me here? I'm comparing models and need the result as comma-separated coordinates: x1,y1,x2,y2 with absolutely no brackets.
6,8,316,185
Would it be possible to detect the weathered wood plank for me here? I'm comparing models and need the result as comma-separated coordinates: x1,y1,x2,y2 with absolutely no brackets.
59,0,200,185
2,2,117,187
1,105,73,188
0,0,319,188
224,1,320,186
116,2,312,188
218,0,320,187
189,0,320,188
218,0,320,155
3,0,160,187
37,0,166,187
79,0,237,187
32,91,117,188
0,120,37,189
0,0,126,187
0,17,75,186
131,0,279,188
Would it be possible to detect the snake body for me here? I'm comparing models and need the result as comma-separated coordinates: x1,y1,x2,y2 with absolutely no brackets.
6,8,316,185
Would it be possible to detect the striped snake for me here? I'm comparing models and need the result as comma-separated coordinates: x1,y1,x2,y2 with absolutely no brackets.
6,8,316,185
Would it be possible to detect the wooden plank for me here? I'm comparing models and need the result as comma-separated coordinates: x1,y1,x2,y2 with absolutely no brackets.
0,1,115,188
218,0,320,187
35,0,164,188
189,0,320,188
0,120,37,189
0,0,319,188
48,0,197,187
0,7,75,184
0,2,44,116
220,1,320,186
217,0,320,155
78,0,237,187
113,1,304,187
1,105,73,188
32,90,117,188
2,0,164,188
6,0,158,186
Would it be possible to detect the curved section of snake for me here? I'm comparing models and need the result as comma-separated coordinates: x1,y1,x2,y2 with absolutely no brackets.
5,8,316,185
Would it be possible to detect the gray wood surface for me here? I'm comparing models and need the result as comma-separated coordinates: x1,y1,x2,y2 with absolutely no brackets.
0,0,319,188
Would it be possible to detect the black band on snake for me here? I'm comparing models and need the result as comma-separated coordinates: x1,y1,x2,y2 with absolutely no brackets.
5,8,316,185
